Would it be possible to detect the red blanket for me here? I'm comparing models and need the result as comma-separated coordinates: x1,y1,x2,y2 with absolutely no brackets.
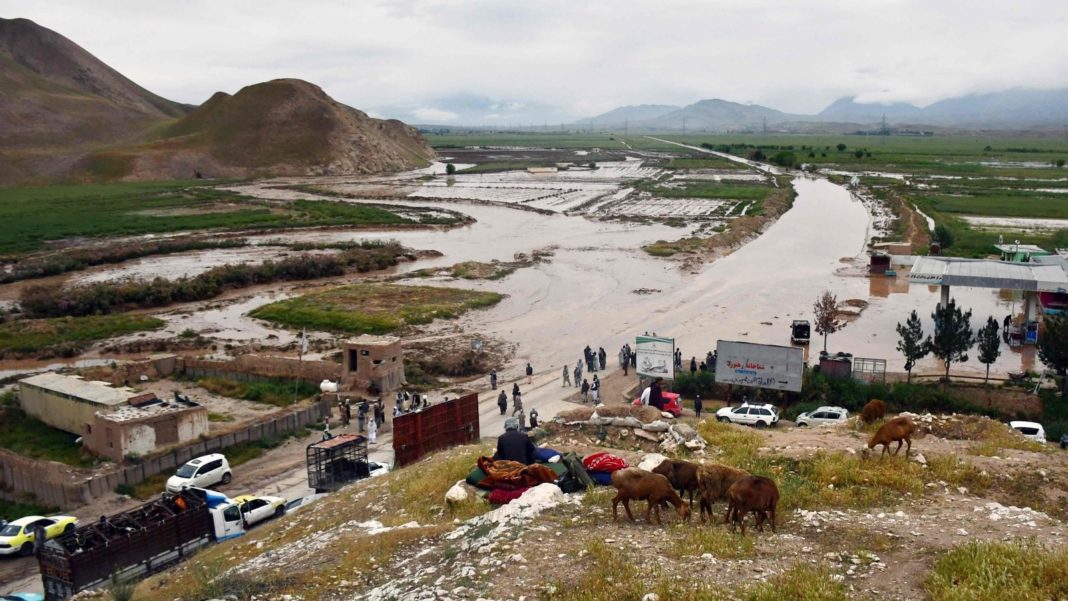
476,456,559,490
582,451,628,473
487,487,531,504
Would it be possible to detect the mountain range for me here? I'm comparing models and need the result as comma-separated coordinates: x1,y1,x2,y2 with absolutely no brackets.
0,17,433,184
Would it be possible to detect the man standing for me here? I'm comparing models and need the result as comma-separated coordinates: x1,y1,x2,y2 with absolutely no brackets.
490,369,498,390
515,408,527,431
580,378,590,403
513,389,523,413
562,365,571,386
529,408,539,429
526,362,534,384
694,393,703,419
591,375,601,405
650,378,664,410
690,357,697,375
598,347,607,371
493,418,536,465
497,390,508,415
357,401,367,432
574,362,582,387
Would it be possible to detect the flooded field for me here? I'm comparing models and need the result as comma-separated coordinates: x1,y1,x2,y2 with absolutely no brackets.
962,216,1068,232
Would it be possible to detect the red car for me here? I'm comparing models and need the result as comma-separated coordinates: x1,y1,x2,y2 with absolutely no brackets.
632,391,683,417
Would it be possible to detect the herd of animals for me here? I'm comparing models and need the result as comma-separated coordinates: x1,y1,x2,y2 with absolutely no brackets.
609,399,921,534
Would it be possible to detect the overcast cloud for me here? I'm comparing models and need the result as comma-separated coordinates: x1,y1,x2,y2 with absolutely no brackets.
5,0,1067,124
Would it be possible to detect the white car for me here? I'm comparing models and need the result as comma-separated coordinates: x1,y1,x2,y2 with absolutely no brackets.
715,403,779,428
167,454,232,492
1009,421,1047,444
795,406,850,428
368,461,390,478
232,495,286,527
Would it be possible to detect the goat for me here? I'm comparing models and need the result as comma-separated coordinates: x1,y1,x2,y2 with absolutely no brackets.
861,399,886,425
610,467,691,525
652,459,701,507
863,416,916,458
725,475,779,535
695,463,749,523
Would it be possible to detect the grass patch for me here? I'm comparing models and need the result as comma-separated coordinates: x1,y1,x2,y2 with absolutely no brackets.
0,497,58,521
387,444,493,523
0,314,164,355
249,283,504,335
925,540,1068,601
0,404,97,467
666,522,755,559
196,377,318,407
450,261,517,280
207,412,234,422
129,473,169,500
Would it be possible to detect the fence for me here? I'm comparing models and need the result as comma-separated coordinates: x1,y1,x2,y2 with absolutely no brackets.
179,355,340,385
392,393,480,466
0,399,332,510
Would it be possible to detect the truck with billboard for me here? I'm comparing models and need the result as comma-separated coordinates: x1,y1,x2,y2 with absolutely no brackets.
38,488,245,600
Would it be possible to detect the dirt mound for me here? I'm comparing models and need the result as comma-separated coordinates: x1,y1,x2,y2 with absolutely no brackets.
593,404,664,423
557,407,595,421
901,412,1016,441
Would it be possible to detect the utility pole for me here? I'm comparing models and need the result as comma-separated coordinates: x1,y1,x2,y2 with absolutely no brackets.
762,116,767,136
682,117,687,134
624,118,629,139
589,119,594,134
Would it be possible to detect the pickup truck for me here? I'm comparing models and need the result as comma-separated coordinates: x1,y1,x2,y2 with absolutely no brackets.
38,488,244,600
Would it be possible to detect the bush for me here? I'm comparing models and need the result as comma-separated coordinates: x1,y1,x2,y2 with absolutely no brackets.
115,483,135,497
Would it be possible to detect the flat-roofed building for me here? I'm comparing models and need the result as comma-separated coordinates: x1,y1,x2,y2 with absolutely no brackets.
18,373,133,435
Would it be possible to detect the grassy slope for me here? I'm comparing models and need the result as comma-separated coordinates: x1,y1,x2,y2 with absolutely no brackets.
0,314,163,354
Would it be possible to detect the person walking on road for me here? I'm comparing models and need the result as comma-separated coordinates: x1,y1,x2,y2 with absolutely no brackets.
367,412,378,444
526,362,534,384
562,365,571,386
490,369,498,390
497,390,508,415
513,389,523,413
580,378,590,403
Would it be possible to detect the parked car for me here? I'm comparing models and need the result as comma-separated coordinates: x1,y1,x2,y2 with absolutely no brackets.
631,391,683,418
232,494,286,527
166,453,232,493
2,593,44,601
715,403,779,428
795,406,849,428
1009,421,1047,444
0,515,78,556
368,461,391,478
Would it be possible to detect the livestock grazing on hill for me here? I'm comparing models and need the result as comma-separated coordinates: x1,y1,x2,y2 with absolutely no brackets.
610,467,691,525
861,399,886,424
695,463,750,522
726,475,779,535
864,416,918,458
652,459,701,507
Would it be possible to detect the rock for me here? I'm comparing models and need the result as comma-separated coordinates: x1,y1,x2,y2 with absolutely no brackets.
661,411,675,419
445,481,470,504
671,422,699,440
911,453,927,466
643,420,671,432
610,416,644,428
618,429,631,438
633,429,662,442
638,453,669,471
588,412,612,425
642,594,660,601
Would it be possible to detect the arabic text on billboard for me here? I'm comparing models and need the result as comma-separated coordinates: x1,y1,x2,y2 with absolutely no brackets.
636,335,674,380
714,340,803,392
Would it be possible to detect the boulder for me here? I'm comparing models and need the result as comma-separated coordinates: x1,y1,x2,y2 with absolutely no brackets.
633,429,662,442
588,412,612,425
643,420,671,432
610,416,644,428
637,453,669,471
445,480,471,504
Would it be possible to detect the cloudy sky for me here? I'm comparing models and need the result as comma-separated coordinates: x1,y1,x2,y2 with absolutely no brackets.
6,0,1067,124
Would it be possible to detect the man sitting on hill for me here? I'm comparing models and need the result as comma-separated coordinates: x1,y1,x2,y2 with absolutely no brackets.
493,417,536,465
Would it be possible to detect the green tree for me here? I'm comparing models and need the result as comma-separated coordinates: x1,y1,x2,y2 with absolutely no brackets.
933,224,955,249
836,143,847,152
770,151,797,168
976,316,1001,383
1038,314,1068,398
813,290,840,353
929,299,974,390
445,163,456,175
1057,159,1066,168
750,149,766,161
854,150,864,159
896,310,929,383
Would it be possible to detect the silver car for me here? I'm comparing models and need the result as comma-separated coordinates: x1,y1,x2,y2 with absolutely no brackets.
715,403,779,428
795,406,850,427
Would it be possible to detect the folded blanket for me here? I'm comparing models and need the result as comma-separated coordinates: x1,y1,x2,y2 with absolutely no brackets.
476,456,559,491
487,487,531,504
588,471,614,486
535,447,562,462
582,451,628,473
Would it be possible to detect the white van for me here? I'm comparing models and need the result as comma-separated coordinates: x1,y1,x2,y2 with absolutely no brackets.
1009,421,1047,444
166,454,232,492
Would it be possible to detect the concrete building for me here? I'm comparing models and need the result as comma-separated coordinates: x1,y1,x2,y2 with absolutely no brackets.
18,373,134,435
84,393,208,462
341,335,405,393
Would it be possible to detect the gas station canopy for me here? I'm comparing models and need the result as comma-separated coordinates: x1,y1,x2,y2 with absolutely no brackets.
909,256,1068,293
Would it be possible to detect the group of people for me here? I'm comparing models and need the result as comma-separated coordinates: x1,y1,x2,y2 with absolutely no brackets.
332,397,387,444
496,382,539,432
582,345,608,373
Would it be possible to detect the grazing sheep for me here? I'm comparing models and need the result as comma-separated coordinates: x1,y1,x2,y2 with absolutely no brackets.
652,459,701,507
863,416,916,458
695,463,749,522
610,467,691,525
725,475,779,535
861,399,886,424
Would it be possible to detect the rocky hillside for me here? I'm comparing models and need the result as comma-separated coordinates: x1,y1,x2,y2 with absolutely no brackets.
0,17,190,182
122,410,1068,601
79,79,435,181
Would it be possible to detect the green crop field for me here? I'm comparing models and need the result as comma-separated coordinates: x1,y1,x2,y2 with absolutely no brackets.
0,181,413,255
0,314,165,354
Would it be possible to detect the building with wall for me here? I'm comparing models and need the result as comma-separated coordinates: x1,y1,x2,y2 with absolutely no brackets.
84,393,208,462
18,373,134,435
341,335,405,393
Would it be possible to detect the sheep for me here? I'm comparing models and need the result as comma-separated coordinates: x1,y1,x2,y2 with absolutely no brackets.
863,416,916,458
652,459,701,508
610,467,691,525
695,463,750,523
725,475,779,535
861,399,886,424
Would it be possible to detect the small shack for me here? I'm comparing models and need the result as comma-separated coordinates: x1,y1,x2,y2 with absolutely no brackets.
995,243,1051,263
341,335,405,394
818,352,853,380
18,373,135,435
869,253,892,275
84,393,208,461
306,434,370,493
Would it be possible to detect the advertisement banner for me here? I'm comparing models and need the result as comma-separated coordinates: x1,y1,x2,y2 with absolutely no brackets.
636,335,674,380
714,340,803,392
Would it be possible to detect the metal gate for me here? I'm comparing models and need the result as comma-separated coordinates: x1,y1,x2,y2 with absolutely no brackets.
392,393,480,466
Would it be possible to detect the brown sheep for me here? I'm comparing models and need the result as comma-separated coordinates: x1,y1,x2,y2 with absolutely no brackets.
725,475,779,535
695,463,750,522
861,399,886,424
864,416,916,458
652,459,701,507
610,467,691,525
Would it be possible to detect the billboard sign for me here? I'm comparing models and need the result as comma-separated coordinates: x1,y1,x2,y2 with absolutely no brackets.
636,335,674,380
714,340,803,392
